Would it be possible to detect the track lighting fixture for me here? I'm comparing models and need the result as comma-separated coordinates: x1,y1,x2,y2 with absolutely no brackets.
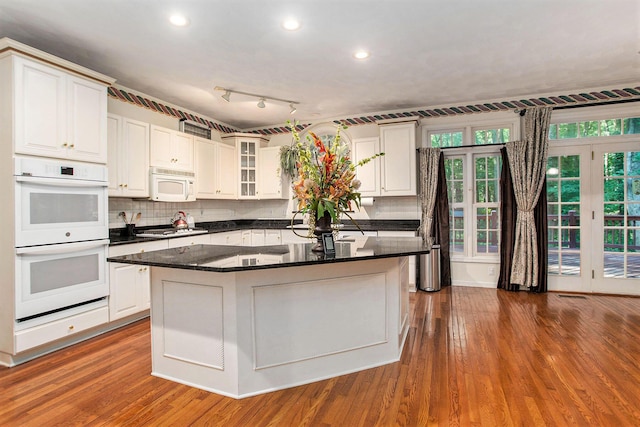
214,86,299,113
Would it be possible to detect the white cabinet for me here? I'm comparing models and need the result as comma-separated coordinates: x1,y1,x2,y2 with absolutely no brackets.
167,234,211,248
352,137,381,197
265,229,283,245
107,114,150,198
13,56,109,163
259,146,287,199
210,230,243,245
281,228,312,244
150,125,194,172
377,118,418,196
195,137,237,199
377,230,417,289
220,133,270,199
108,241,167,321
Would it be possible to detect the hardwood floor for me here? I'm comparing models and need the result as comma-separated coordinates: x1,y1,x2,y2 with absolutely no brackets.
2,286,640,426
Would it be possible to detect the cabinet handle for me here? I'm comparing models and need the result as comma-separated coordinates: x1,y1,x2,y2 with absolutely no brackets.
140,249,145,253
68,325,74,331
62,143,68,147
69,144,75,149
119,184,124,188
124,184,128,188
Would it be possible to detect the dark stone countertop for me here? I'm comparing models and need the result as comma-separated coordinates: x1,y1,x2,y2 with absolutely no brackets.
109,219,420,246
107,236,431,273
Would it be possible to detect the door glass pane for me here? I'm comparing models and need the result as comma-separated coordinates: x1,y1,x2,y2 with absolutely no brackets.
603,151,640,278
547,155,581,276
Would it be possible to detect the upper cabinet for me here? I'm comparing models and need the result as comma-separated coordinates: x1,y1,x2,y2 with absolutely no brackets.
352,117,418,197
150,125,194,172
12,56,109,163
220,133,271,199
108,114,150,198
195,137,237,200
378,118,418,196
258,146,287,199
352,137,381,197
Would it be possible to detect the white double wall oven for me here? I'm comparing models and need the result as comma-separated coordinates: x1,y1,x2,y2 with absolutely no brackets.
14,156,109,321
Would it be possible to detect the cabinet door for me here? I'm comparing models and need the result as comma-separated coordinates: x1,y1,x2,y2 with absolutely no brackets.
14,56,67,158
217,142,238,199
121,118,149,197
380,123,417,196
353,137,381,197
239,140,257,198
259,146,286,199
173,132,194,171
66,75,107,163
167,234,211,248
107,114,121,195
195,137,217,199
210,231,242,245
265,229,282,245
150,126,174,168
241,230,252,246
109,263,145,321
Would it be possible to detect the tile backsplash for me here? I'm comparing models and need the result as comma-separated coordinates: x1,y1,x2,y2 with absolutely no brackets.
108,197,420,229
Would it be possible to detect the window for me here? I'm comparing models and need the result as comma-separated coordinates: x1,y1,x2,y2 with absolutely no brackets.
428,121,513,259
444,157,464,253
549,116,640,139
474,155,501,255
474,127,510,145
431,131,463,148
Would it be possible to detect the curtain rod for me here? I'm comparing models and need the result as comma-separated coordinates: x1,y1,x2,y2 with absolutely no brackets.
518,97,640,115
418,143,506,151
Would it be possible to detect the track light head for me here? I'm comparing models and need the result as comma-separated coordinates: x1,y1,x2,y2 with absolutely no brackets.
289,103,297,114
221,90,231,102
257,98,266,108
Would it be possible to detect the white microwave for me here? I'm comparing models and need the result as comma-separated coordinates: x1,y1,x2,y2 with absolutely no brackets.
150,167,196,202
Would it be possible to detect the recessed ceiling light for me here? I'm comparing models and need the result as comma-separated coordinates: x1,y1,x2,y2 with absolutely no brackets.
282,18,301,31
169,14,190,27
353,50,370,60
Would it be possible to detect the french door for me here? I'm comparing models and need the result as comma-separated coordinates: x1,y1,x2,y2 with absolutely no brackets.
547,141,640,294
592,141,640,294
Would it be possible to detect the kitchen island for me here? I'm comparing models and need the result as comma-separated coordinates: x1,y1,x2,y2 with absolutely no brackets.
108,236,432,399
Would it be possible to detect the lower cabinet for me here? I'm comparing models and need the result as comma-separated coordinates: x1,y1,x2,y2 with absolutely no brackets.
377,230,417,289
108,241,167,321
167,234,211,248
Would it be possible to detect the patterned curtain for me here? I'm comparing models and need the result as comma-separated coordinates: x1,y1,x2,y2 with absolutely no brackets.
499,147,548,292
418,147,441,239
504,108,552,288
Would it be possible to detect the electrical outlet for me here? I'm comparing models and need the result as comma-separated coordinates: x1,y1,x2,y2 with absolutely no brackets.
488,266,496,276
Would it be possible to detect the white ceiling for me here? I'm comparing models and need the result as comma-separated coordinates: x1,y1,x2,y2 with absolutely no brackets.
1,0,639,130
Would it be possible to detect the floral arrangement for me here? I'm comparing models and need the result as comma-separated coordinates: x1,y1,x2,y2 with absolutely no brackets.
285,120,383,231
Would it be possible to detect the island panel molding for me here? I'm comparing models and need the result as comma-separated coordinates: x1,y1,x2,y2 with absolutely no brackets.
161,281,224,371
146,256,410,399
252,273,388,369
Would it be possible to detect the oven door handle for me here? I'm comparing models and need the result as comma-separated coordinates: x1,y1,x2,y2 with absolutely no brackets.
16,239,110,255
15,176,109,187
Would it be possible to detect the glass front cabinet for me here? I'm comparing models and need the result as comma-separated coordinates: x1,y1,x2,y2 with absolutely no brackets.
220,133,270,199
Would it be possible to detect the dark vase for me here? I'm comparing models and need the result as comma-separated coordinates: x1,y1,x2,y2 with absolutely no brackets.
311,211,332,252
